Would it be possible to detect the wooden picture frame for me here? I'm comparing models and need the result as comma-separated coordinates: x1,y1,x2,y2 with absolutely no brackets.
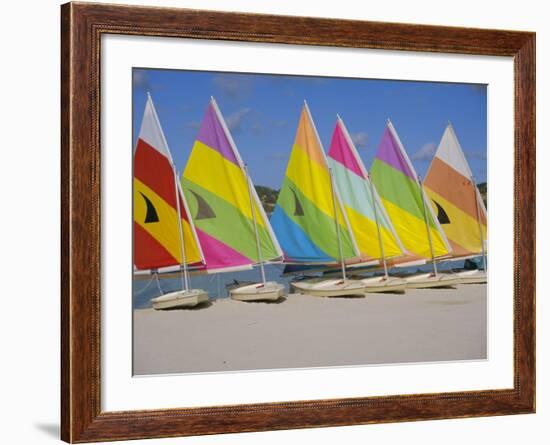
61,2,535,442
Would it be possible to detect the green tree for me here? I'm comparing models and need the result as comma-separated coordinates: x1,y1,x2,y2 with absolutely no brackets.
254,185,279,216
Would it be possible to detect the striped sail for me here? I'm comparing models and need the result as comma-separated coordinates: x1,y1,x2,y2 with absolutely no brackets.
133,94,204,271
370,121,452,261
181,98,282,272
270,103,360,264
327,117,404,262
423,123,487,259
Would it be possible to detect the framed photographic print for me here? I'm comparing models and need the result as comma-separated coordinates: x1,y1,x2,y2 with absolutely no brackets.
61,2,535,442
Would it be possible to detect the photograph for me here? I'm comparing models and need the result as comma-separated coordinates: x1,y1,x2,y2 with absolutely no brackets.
132,69,488,376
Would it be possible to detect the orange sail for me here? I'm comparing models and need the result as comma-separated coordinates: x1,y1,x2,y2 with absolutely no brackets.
423,123,487,260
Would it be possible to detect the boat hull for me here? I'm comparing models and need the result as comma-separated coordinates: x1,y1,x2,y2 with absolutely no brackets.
151,289,209,310
230,281,285,302
360,276,407,293
404,272,461,289
292,278,366,297
456,269,487,284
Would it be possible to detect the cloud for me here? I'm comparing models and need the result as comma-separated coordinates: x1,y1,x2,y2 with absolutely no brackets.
250,121,264,135
412,142,437,161
133,70,153,91
186,120,201,131
225,108,251,133
213,74,252,100
351,132,368,148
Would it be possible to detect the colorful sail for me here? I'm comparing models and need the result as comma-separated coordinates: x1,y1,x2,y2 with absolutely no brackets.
133,94,204,271
181,98,282,272
423,123,487,259
271,103,360,264
327,117,404,261
370,121,451,260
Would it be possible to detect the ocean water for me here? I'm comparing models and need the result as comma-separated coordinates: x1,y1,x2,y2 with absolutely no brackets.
132,258,481,309
133,264,291,309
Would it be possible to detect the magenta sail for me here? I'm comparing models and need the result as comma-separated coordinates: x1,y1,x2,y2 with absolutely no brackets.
327,122,366,179
194,228,253,270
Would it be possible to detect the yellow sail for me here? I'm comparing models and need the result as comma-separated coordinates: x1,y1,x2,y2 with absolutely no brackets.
270,103,360,264
370,121,452,261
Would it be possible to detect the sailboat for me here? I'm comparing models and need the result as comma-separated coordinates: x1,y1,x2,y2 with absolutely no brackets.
133,93,208,309
181,97,285,301
327,116,408,293
370,120,461,289
423,122,487,284
271,102,366,297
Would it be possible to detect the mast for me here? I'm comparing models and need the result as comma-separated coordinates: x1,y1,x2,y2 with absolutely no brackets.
418,175,438,276
329,167,346,280
471,175,487,271
172,165,189,291
244,164,266,284
367,174,388,278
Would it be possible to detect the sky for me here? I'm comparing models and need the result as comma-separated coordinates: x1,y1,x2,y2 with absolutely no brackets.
132,68,487,188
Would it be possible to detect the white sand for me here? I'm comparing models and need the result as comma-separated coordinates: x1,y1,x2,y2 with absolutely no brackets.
133,284,486,375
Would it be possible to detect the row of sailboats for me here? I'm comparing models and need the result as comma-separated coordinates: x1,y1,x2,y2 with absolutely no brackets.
134,93,284,309
328,115,409,293
133,93,487,309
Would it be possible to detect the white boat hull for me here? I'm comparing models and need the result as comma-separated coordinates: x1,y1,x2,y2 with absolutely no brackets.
360,276,407,293
405,272,461,289
456,269,487,284
292,278,366,297
151,289,209,310
230,281,285,301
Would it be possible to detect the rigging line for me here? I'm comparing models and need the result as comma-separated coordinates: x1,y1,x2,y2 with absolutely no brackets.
132,275,155,296
154,272,164,295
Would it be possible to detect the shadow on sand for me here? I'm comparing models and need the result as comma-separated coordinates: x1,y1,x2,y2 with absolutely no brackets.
234,296,287,304
319,294,366,299
161,300,213,311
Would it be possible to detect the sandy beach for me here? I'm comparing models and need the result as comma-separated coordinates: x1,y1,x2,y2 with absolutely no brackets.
133,284,486,375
